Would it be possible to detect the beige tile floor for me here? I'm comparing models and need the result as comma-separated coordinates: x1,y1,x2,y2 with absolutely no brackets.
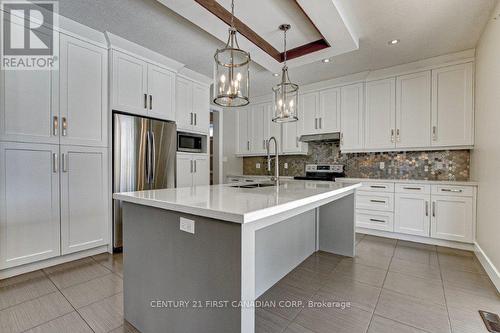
0,235,498,333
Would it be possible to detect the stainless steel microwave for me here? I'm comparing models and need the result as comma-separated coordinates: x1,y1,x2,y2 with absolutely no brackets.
177,132,204,153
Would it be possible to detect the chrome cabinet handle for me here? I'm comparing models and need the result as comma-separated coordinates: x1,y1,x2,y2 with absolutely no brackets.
194,160,197,173
432,201,436,217
190,160,193,173
319,118,322,129
61,117,68,136
144,94,148,109
190,113,193,125
403,187,421,190
396,129,400,142
370,185,386,189
425,201,429,217
53,116,58,136
370,199,386,203
52,153,58,173
194,113,197,126
247,141,250,151
149,95,152,110
391,129,395,143
370,218,385,223
441,188,463,193
62,153,68,172
432,126,437,140
314,118,318,129
296,136,299,148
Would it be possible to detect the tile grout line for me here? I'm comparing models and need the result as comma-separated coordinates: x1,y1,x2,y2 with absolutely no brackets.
40,268,97,333
437,251,454,333
365,238,396,333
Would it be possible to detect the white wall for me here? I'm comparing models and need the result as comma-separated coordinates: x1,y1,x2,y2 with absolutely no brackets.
222,109,243,181
471,1,500,277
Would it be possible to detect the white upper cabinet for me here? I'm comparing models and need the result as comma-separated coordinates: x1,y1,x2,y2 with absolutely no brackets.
60,34,108,147
365,78,396,149
60,146,108,255
237,107,250,154
340,83,364,151
176,77,209,133
396,71,431,149
112,51,177,121
112,51,148,115
0,142,61,269
431,63,474,147
283,103,307,154
0,65,58,145
147,64,175,121
301,92,320,135
250,103,266,154
264,103,281,149
318,87,341,133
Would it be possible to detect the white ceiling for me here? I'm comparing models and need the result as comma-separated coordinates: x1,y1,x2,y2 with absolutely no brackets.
60,0,497,97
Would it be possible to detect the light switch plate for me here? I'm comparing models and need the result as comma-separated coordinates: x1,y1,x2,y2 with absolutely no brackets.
379,162,385,170
284,163,289,169
256,163,261,169
180,217,195,234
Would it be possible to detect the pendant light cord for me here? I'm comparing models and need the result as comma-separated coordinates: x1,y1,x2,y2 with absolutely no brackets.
230,0,235,29
283,28,287,66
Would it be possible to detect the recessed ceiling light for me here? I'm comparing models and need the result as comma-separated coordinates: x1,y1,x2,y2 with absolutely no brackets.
388,39,400,45
273,73,279,77
322,58,331,63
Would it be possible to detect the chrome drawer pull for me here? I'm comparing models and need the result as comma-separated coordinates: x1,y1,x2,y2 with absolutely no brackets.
370,218,385,223
370,185,386,189
441,188,463,193
425,201,429,217
403,187,421,190
370,200,386,203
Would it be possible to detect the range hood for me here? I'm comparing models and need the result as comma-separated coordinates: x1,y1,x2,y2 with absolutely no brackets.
299,132,340,143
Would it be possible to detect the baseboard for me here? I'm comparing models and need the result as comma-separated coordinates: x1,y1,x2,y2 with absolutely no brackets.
357,227,475,251
474,242,500,293
0,245,109,280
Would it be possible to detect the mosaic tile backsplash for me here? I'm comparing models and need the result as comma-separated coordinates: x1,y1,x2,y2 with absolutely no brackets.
242,142,470,181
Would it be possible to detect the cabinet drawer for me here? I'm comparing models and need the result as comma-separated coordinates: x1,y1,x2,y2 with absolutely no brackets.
359,182,394,193
432,185,473,197
356,191,394,211
396,183,431,194
356,209,394,232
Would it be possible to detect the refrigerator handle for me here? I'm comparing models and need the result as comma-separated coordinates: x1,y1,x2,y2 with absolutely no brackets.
146,130,151,184
150,130,156,183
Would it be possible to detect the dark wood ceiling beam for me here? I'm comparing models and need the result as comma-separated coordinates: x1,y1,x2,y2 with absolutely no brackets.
283,39,330,62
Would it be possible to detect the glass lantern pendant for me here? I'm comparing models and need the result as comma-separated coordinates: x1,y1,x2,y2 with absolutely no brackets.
272,24,298,123
213,0,250,107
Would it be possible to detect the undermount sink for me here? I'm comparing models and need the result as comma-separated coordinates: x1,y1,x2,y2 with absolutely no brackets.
231,182,276,189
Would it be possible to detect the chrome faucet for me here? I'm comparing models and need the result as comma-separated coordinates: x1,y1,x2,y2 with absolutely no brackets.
266,136,279,185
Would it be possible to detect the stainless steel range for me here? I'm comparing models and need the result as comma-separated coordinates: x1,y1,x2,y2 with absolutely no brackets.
294,164,345,181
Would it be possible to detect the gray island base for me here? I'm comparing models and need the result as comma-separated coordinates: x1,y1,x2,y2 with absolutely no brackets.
115,181,360,333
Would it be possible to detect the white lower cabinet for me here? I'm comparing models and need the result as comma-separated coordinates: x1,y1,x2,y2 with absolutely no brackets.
394,193,430,237
0,143,61,269
60,146,109,255
431,195,474,243
176,153,209,187
355,181,476,245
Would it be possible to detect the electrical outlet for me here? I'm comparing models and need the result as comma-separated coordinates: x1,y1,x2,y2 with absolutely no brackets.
256,163,261,169
180,217,195,234
379,162,385,170
284,163,289,169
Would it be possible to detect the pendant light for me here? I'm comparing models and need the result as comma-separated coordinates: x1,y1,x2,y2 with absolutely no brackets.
272,24,298,123
213,0,250,107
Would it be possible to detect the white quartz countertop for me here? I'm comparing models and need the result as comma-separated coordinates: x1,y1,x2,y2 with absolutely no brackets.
113,180,361,224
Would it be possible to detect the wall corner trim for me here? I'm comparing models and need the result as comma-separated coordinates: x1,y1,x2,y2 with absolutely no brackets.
474,242,500,293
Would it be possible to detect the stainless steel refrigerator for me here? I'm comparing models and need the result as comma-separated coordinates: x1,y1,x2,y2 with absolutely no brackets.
113,113,176,249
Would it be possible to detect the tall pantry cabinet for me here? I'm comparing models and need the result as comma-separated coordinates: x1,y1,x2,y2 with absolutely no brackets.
0,27,109,270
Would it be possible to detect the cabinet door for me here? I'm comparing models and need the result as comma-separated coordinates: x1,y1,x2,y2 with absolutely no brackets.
147,64,175,121
301,92,319,135
394,193,431,237
340,83,364,151
319,88,341,133
283,104,307,154
0,143,60,269
60,146,108,254
365,78,396,149
431,63,474,147
176,154,193,187
193,156,210,186
112,51,148,115
237,107,250,154
192,83,210,133
431,196,473,243
60,34,108,147
396,71,431,149
0,66,58,144
175,77,194,131
250,103,266,154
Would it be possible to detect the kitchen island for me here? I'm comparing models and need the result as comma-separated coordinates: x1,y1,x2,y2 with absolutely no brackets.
113,180,361,333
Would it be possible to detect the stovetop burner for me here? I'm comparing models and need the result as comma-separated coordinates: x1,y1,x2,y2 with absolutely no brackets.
294,164,345,182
